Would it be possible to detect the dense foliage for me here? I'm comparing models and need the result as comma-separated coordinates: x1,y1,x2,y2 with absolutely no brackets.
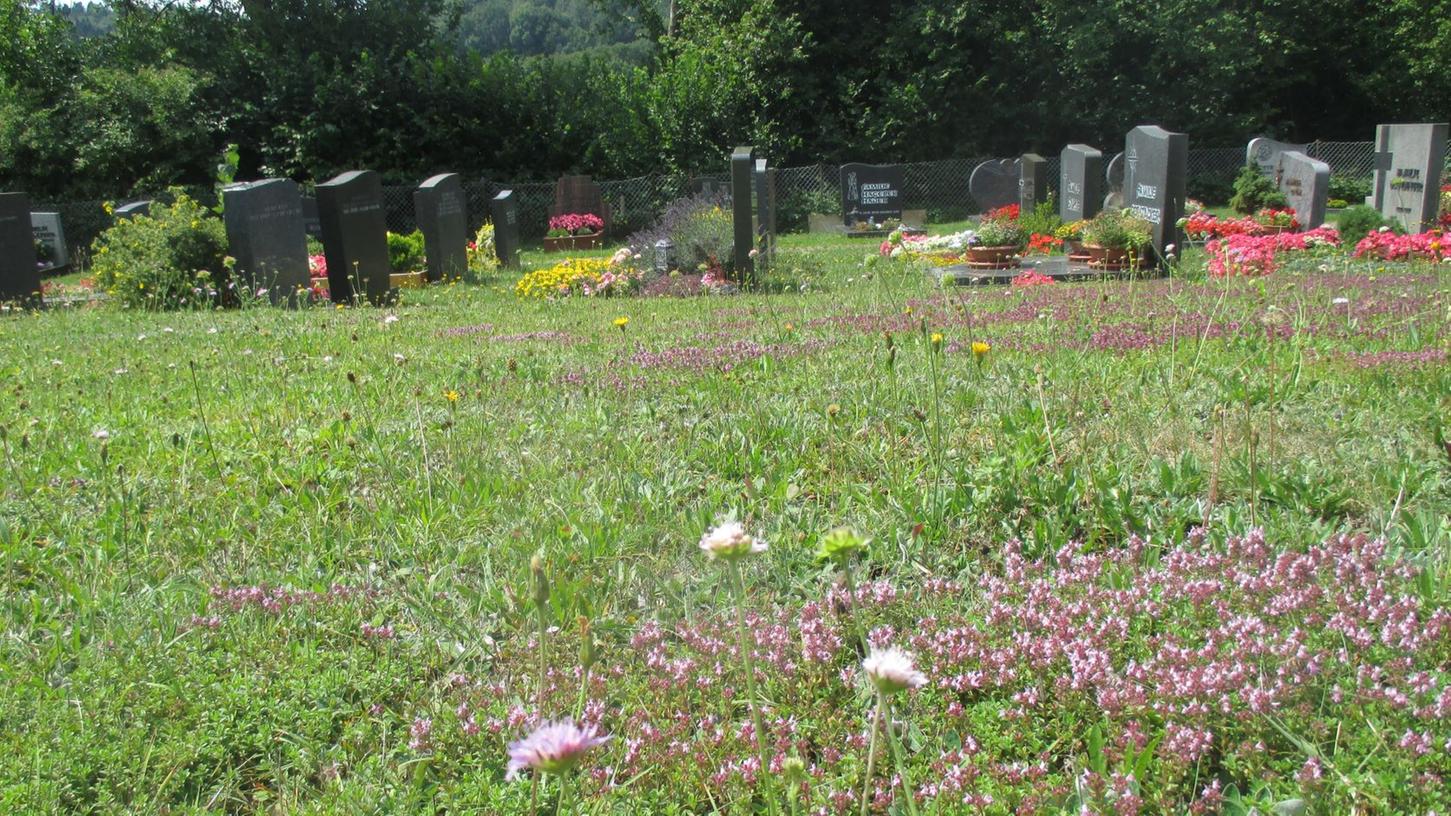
4,0,1450,200
88,191,229,309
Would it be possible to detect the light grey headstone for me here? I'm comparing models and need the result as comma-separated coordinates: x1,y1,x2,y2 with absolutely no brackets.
222,178,310,304
0,192,42,303
730,146,757,284
1104,152,1125,208
1060,144,1104,222
1277,151,1330,228
840,163,904,225
113,200,152,220
414,173,468,283
1371,122,1449,232
30,212,68,272
1019,153,1047,213
755,158,776,265
490,190,521,271
1247,137,1309,178
316,170,391,304
1123,125,1188,260
969,158,1019,211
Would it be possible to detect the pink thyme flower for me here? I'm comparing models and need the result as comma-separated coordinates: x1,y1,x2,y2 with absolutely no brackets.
862,647,927,694
505,719,610,780
698,521,767,561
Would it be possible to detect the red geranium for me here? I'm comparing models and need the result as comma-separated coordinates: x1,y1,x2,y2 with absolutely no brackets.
984,204,1020,222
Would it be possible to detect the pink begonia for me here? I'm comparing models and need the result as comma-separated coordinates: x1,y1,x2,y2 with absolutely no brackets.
1353,229,1450,262
548,213,605,234
1205,226,1341,277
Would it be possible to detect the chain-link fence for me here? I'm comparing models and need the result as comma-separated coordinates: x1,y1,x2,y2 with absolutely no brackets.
35,140,1451,260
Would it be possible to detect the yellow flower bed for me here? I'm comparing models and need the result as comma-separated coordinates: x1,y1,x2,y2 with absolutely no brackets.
514,257,612,299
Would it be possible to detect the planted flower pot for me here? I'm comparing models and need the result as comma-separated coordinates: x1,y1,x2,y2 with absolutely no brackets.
390,271,427,289
1084,244,1142,271
543,232,604,252
962,245,1020,269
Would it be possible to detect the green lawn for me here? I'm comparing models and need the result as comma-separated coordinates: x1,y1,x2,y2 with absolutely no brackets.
3,231,1448,814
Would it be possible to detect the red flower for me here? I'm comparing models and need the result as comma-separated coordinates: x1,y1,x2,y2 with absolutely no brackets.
984,204,1021,222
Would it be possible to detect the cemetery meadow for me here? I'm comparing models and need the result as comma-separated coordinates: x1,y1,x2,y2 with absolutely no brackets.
5,7,1451,810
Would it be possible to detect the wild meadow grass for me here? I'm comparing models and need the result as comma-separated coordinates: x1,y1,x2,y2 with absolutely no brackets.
1,233,1448,813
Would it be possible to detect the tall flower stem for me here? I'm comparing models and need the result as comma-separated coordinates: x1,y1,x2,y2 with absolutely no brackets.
731,560,779,816
554,771,571,816
859,692,885,816
926,337,946,526
882,694,921,816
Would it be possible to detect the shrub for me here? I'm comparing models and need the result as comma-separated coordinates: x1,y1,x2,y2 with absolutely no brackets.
387,230,426,273
1334,205,1397,246
467,223,500,280
777,187,838,232
973,215,1025,248
90,191,228,310
1187,170,1237,207
1081,208,1152,250
1329,175,1372,204
1018,197,1061,240
627,191,734,273
1229,164,1288,214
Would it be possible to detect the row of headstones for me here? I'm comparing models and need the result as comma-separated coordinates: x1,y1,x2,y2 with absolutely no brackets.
729,146,777,282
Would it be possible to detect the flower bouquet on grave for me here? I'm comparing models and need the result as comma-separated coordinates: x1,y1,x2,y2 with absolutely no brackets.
1080,208,1152,271
545,213,605,251
963,206,1025,268
1252,207,1300,234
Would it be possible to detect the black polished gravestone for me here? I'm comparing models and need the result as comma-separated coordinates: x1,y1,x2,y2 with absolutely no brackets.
414,173,469,283
113,200,152,220
1019,154,1047,212
755,158,777,265
0,193,42,303
316,170,391,304
222,179,310,304
301,197,322,239
1371,122,1449,232
1277,151,1331,228
1123,125,1188,261
490,190,522,271
969,158,1018,211
730,146,758,284
840,163,904,226
1060,144,1104,222
1104,152,1125,208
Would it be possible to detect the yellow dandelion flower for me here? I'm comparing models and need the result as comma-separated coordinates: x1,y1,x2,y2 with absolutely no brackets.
971,341,991,359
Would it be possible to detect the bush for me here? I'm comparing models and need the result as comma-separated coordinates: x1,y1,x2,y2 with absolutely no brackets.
1081,208,1152,250
1018,197,1061,240
387,230,426,273
1187,170,1237,206
90,191,228,310
627,191,734,273
1334,205,1398,247
1229,164,1288,214
1328,175,1372,204
776,187,838,233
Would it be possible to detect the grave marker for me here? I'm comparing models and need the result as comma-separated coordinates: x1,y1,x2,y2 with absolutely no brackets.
755,158,777,264
490,190,522,271
301,197,322,238
1019,153,1047,212
316,170,391,304
414,173,469,282
840,163,904,226
113,200,152,220
1060,144,1104,222
30,212,69,273
1246,137,1308,177
1123,125,1188,260
550,175,610,232
222,178,310,304
1371,123,1449,232
0,192,42,304
1277,151,1331,228
730,146,757,284
1104,152,1125,208
969,158,1018,211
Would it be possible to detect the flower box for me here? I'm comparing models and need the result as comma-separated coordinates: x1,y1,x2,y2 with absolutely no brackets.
543,232,604,252
962,245,1020,269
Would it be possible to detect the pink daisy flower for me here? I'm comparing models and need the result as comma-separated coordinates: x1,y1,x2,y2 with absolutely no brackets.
506,719,610,780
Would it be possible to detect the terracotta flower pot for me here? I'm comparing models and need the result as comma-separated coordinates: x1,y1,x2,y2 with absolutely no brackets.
962,245,1020,269
543,232,604,252
1084,244,1142,271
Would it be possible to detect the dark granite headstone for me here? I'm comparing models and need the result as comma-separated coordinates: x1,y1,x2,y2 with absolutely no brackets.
1277,151,1330,228
222,178,310,303
414,173,468,282
840,163,904,225
490,190,521,271
1123,125,1188,260
969,159,1019,211
31,212,68,273
755,158,777,264
1371,122,1449,232
1060,144,1104,222
114,200,152,220
0,193,42,303
1247,137,1309,178
1019,154,1047,213
1104,152,1125,207
550,175,611,231
316,170,391,304
301,197,322,239
730,146,757,284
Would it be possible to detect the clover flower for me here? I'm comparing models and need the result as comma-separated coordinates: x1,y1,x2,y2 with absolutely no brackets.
862,647,927,694
699,521,767,561
505,719,610,780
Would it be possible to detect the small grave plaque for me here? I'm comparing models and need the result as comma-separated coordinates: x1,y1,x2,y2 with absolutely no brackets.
840,163,904,225
316,170,391,304
414,173,469,282
222,178,310,303
1060,144,1103,222
301,197,322,238
490,190,521,271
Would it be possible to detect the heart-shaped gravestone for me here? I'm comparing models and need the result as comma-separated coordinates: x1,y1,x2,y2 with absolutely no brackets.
969,158,1020,211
